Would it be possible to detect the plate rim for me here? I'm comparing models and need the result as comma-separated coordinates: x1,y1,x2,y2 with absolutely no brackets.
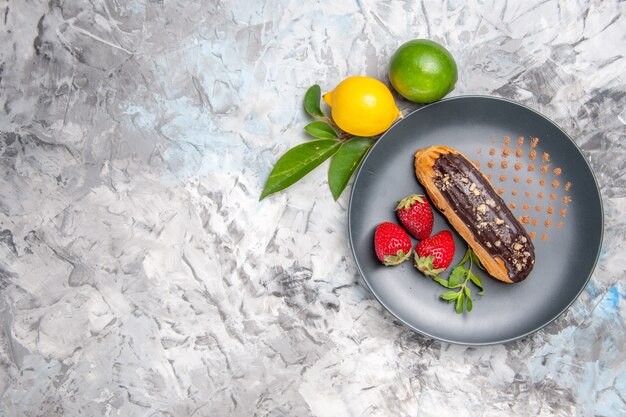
347,94,605,346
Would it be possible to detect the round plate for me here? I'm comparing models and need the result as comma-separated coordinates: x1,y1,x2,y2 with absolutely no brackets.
348,95,603,345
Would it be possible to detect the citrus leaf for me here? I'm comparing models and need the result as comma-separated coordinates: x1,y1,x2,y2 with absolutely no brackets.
440,290,459,301
304,121,338,139
328,137,373,200
260,140,341,200
304,84,325,117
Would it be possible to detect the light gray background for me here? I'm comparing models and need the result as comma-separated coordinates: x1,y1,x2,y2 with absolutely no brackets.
0,1,624,416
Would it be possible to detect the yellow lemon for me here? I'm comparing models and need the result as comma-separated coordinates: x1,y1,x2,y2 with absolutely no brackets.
323,76,401,137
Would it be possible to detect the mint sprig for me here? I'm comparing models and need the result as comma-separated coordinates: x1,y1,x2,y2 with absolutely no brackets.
428,248,485,314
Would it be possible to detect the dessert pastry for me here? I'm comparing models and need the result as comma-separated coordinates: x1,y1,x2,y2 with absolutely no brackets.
414,146,535,283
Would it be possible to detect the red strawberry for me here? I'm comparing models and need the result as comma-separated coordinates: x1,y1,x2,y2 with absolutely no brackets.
396,194,434,240
374,222,412,266
414,230,455,276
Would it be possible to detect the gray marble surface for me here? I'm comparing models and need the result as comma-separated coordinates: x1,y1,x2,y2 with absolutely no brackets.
0,1,625,416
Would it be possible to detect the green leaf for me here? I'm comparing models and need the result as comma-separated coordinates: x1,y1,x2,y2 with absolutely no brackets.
304,85,325,117
396,194,426,211
423,256,434,270
304,121,338,139
470,251,485,270
463,286,472,312
447,266,466,288
415,255,445,277
260,140,341,200
469,272,484,295
440,290,460,301
383,249,412,266
432,275,450,288
456,248,471,267
328,137,373,200
423,247,486,314
455,292,465,314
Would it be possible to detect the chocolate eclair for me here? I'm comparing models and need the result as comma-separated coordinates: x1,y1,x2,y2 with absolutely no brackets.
414,146,535,283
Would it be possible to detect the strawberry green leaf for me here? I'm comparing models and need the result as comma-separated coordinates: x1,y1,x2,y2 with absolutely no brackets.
395,194,426,211
414,255,445,277
440,290,459,301
260,140,341,200
383,249,411,266
419,255,434,270
304,84,325,118
304,121,338,139
328,137,373,200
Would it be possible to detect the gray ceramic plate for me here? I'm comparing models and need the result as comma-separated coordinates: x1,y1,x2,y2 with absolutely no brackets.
348,95,603,345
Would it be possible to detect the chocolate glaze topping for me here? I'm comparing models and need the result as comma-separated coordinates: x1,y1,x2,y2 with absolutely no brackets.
433,153,535,282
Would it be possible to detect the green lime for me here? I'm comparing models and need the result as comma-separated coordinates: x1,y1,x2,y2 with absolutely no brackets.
388,39,458,103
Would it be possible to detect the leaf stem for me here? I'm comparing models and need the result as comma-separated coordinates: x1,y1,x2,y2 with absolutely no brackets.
313,114,338,129
457,248,471,267
339,133,352,142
